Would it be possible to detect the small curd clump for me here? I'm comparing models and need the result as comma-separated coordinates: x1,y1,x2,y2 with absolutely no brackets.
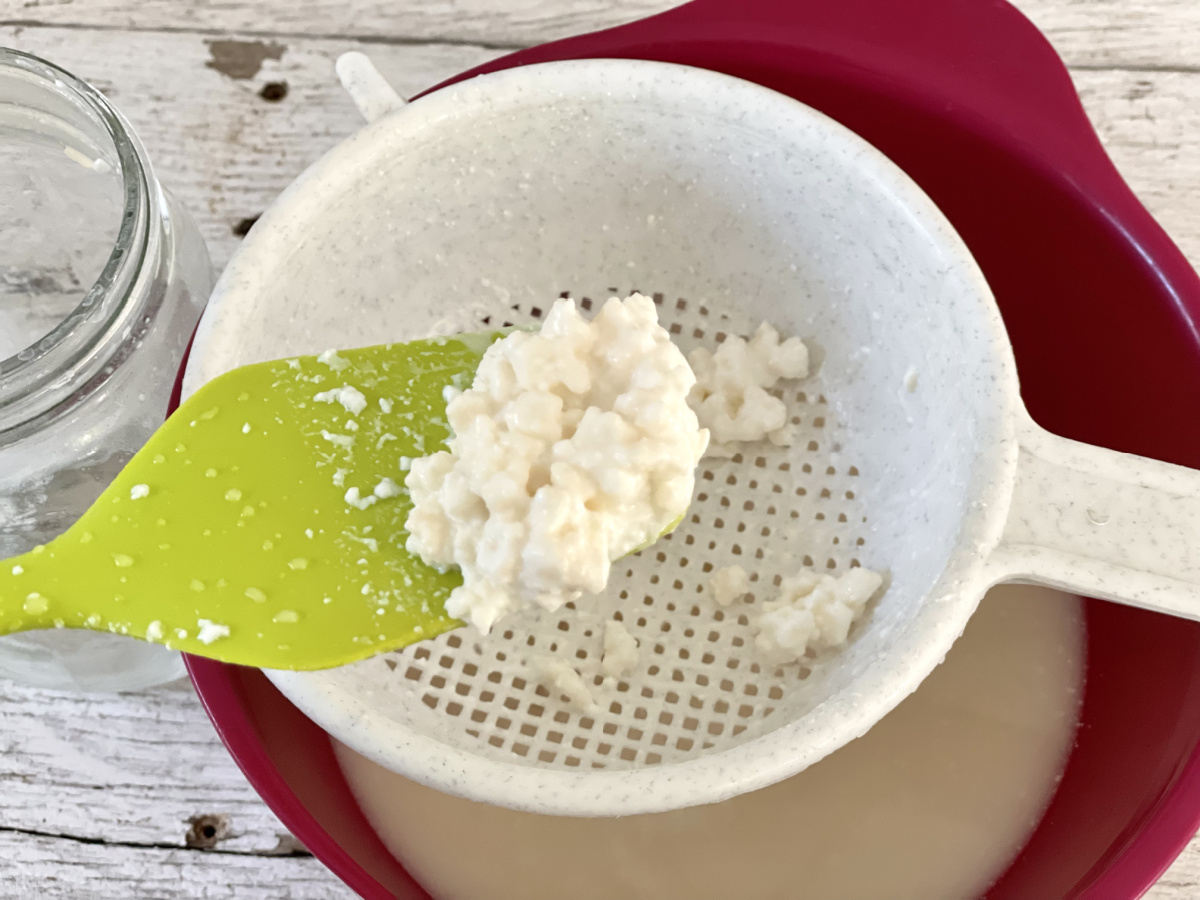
601,619,639,679
405,294,709,633
710,564,751,607
688,322,808,456
754,566,882,664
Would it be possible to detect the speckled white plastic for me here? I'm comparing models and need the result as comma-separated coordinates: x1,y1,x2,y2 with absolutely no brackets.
183,58,1200,816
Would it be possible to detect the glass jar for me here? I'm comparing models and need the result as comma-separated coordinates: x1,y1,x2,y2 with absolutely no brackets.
0,50,212,690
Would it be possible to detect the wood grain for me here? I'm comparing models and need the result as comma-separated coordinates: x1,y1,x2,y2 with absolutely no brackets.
0,831,353,899
0,2,1198,898
5,0,1200,68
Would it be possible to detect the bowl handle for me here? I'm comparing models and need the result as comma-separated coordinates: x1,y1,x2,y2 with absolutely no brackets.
987,410,1200,619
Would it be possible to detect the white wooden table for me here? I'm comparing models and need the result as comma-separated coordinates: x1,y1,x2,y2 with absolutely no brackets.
1,1,1198,897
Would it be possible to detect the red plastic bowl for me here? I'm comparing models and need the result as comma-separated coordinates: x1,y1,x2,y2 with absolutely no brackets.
186,1,1200,897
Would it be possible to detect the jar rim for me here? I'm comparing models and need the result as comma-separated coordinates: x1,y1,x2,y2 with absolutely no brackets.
0,49,154,434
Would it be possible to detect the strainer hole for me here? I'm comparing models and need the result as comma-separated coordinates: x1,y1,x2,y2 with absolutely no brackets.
646,752,663,765
708,722,725,736
471,710,487,723
676,737,695,751
769,686,785,700
488,735,504,748
422,695,439,710
513,743,531,758
403,666,421,681
652,733,668,746
431,675,447,689
445,702,463,717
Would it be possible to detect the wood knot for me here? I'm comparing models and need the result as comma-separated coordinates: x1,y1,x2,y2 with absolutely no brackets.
259,81,288,102
232,215,261,238
185,813,233,849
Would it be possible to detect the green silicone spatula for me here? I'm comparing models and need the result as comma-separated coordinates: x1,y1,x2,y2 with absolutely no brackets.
0,332,500,670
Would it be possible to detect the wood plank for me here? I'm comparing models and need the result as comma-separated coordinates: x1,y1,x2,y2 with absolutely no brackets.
1013,0,1200,70
0,830,353,899
0,678,294,853
0,676,354,897
7,0,1200,70
0,0,677,48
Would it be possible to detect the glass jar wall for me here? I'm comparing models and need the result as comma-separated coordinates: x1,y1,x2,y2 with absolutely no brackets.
0,50,212,690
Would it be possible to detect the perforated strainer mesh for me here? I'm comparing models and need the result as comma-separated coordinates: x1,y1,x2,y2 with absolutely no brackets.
371,288,874,772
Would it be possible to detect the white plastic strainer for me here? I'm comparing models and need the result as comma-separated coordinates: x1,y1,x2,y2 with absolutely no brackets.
184,57,1200,816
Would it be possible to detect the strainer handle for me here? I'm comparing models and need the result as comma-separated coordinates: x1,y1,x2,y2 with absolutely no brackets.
335,52,405,124
989,412,1200,619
